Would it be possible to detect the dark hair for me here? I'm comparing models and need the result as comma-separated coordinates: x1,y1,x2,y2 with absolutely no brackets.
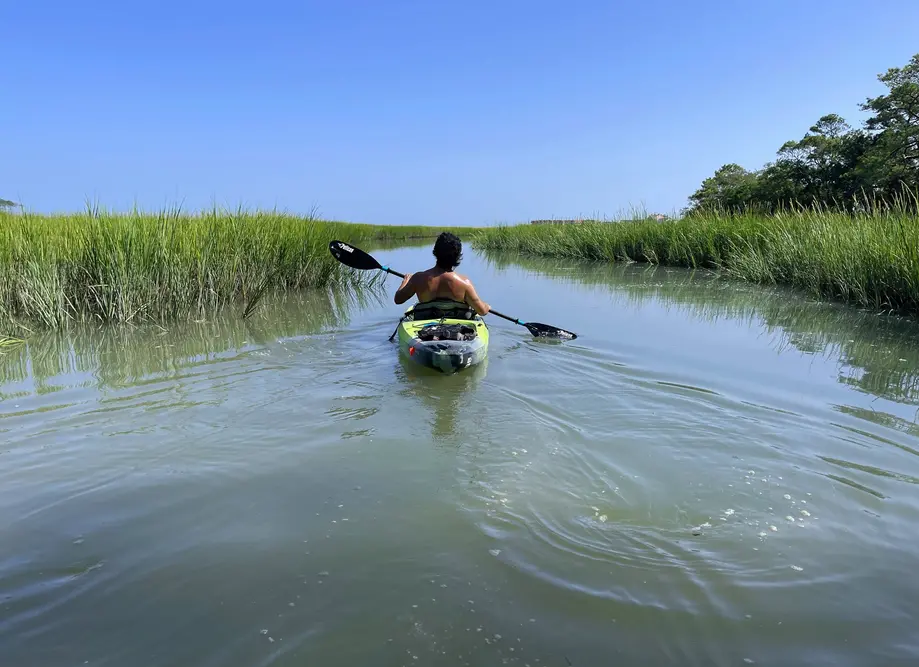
433,232,462,270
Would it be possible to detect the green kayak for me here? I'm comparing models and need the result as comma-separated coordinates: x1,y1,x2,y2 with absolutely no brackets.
396,299,489,373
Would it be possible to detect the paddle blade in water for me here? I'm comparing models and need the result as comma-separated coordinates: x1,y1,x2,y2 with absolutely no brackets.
329,240,382,271
524,322,578,340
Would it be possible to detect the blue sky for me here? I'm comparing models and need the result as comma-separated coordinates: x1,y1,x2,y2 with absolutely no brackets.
3,0,918,225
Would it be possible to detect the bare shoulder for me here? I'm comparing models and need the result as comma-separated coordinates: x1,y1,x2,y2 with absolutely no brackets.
412,267,436,282
452,272,474,285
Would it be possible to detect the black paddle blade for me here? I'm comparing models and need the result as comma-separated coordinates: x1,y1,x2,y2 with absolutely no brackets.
329,240,382,271
523,322,578,340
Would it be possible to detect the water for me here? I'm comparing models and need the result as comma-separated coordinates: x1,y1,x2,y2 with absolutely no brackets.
3,245,919,667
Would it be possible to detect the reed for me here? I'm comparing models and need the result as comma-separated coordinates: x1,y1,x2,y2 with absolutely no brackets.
0,206,483,331
473,200,919,317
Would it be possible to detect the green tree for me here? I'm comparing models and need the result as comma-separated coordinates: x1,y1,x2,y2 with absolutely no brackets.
686,163,760,214
0,198,18,209
768,114,872,209
858,53,919,200
751,159,807,212
685,52,919,215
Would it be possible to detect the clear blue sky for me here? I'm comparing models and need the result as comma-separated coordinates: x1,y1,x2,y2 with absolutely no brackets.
3,1,918,225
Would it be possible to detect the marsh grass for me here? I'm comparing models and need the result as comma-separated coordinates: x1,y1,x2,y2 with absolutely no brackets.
474,200,919,317
0,335,24,352
0,207,482,332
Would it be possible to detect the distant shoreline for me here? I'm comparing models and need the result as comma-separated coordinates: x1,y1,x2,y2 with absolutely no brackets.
474,206,919,319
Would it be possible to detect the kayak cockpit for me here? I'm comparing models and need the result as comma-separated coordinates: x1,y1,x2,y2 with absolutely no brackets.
405,299,478,322
396,299,489,373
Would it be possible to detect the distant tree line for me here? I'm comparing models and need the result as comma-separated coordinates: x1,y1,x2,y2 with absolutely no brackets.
0,198,18,209
686,52,919,215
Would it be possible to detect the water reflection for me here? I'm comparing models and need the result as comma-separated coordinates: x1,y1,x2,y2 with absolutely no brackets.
481,251,919,408
393,354,489,442
0,287,382,396
3,246,919,667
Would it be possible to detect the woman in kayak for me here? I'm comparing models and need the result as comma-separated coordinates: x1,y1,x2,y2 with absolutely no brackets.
393,232,491,316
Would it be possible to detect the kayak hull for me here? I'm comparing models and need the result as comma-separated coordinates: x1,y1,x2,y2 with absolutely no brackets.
396,302,489,373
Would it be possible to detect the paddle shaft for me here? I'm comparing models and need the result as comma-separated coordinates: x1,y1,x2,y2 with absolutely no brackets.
486,309,524,326
379,266,405,279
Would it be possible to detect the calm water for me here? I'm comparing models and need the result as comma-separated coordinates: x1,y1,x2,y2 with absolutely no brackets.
3,245,919,667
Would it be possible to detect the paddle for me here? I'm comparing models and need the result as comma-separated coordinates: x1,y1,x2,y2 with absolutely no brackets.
328,240,578,340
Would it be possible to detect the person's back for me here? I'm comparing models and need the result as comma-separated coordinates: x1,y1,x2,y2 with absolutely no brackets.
393,232,490,316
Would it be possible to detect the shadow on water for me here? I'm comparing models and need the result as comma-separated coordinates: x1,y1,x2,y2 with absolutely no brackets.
481,250,919,410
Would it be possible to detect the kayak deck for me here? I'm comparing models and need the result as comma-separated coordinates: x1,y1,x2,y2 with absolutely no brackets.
396,300,489,373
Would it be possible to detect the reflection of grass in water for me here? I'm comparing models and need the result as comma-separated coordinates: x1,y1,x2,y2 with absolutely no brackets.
0,284,384,392
835,405,919,443
482,251,919,406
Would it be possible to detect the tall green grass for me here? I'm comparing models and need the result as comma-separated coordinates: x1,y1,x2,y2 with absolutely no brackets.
0,207,483,332
473,204,919,317
0,335,24,352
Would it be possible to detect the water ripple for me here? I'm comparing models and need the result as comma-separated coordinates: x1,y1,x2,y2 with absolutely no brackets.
4,249,919,666
457,324,919,636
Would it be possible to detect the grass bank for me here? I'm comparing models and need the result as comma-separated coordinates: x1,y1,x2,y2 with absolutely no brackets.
0,208,484,332
473,207,919,318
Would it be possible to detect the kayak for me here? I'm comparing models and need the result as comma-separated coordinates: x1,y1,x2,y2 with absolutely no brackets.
396,299,489,373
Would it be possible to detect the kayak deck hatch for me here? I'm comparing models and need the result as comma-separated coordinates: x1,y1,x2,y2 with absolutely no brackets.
395,300,489,373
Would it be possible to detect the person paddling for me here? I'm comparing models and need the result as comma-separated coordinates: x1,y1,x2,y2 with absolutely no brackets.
393,232,490,317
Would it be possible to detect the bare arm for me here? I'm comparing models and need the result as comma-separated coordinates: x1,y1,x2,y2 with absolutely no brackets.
464,279,490,316
394,272,415,304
